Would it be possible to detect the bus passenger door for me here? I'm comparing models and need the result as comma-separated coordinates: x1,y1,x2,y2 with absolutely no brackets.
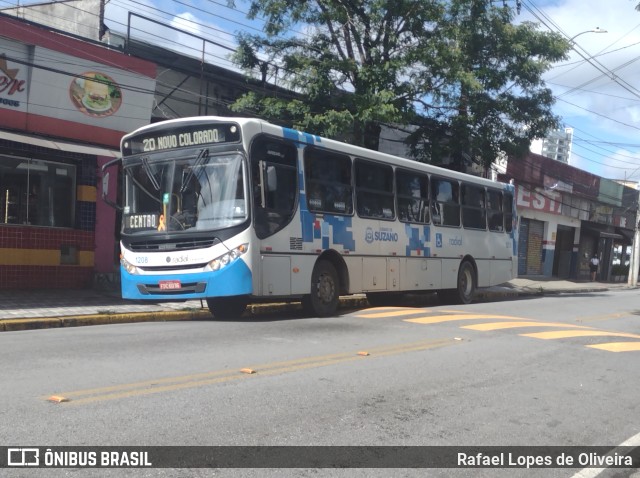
261,255,291,296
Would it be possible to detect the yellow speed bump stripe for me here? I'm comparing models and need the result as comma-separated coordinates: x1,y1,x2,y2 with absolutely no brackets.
522,330,640,340
405,314,525,325
356,309,430,318
462,321,593,331
45,338,460,405
356,309,429,319
587,342,640,352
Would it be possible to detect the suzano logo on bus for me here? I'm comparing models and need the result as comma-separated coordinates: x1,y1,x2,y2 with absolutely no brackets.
365,227,399,244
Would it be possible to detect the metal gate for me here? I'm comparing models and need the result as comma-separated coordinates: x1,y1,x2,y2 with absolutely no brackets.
518,218,544,276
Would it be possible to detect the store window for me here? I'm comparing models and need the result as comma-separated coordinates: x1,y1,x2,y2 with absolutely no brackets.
0,156,76,227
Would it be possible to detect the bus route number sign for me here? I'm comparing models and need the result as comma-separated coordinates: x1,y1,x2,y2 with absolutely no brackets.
122,123,241,155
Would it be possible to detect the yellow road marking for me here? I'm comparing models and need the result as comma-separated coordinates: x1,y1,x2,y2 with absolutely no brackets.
49,338,460,405
356,309,429,318
522,330,640,340
405,314,525,324
463,321,593,331
587,342,640,352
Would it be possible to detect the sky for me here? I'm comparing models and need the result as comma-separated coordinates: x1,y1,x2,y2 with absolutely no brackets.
519,0,640,182
5,0,640,182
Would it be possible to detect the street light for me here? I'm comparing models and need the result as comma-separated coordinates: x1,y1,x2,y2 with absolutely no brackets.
569,28,608,43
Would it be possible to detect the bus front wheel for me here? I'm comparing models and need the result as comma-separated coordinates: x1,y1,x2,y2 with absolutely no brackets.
303,260,339,317
206,296,248,319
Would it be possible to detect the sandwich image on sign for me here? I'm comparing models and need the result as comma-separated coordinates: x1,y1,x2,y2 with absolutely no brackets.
82,73,112,112
70,71,122,117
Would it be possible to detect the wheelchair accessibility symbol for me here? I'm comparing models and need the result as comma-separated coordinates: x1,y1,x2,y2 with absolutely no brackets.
435,233,443,248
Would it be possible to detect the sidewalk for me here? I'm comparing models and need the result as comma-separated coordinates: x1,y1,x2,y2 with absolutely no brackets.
0,278,633,332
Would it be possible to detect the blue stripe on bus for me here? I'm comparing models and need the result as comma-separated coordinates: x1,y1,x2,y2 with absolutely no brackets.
405,224,431,257
120,258,253,300
325,215,355,251
282,127,322,145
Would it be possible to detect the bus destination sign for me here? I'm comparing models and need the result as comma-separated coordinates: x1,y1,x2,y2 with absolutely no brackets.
122,123,241,155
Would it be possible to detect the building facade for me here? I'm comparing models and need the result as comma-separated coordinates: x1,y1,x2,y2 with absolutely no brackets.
506,153,636,281
0,13,156,288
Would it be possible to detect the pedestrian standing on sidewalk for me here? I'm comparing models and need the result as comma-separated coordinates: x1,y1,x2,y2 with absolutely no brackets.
589,253,600,281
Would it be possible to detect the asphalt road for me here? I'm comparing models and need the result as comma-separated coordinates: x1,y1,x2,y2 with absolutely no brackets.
1,289,639,478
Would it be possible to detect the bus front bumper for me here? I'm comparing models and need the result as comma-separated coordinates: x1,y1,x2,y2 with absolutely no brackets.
120,259,253,301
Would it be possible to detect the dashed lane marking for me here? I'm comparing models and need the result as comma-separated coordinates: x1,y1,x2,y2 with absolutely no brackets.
462,321,594,331
45,338,461,405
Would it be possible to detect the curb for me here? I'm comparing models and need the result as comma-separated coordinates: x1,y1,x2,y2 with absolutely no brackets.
0,296,372,332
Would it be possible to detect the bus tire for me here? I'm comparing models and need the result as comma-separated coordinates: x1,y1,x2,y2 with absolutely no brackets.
456,261,476,304
206,296,248,319
303,260,339,317
437,261,476,305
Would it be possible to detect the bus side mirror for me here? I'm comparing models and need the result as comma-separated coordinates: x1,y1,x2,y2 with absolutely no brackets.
101,158,122,210
102,172,110,197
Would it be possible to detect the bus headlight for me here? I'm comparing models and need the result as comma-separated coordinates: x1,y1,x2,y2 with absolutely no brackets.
120,257,139,275
206,244,248,272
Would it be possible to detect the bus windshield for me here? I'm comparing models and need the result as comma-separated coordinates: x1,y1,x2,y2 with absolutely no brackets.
122,150,247,235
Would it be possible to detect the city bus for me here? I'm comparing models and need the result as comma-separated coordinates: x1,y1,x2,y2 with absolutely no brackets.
102,116,517,318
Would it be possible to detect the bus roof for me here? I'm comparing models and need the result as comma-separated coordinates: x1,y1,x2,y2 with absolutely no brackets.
123,115,511,191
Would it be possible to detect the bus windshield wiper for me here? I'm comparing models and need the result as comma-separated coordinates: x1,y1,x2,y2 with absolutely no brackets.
141,156,161,191
181,149,209,193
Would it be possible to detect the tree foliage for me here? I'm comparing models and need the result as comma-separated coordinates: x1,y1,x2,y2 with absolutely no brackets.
229,0,570,170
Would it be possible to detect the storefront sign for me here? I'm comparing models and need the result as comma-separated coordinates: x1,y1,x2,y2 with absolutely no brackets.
0,31,156,147
516,185,562,215
0,40,29,115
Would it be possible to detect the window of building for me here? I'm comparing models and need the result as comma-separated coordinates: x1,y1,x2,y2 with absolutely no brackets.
396,169,429,224
304,148,353,215
355,160,394,220
431,177,460,227
0,156,76,227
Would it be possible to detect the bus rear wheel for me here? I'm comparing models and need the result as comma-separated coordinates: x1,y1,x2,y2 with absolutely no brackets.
302,260,339,317
438,261,476,305
206,296,248,319
455,261,476,304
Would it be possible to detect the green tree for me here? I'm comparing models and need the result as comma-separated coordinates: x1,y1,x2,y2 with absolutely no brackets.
230,0,569,170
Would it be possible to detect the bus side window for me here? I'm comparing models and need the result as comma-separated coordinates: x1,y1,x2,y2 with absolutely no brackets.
396,169,429,224
504,192,514,233
304,148,353,215
355,160,394,220
461,184,487,230
431,178,460,227
487,189,504,232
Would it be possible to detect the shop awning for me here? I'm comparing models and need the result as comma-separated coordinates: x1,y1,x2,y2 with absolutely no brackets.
616,227,635,243
1,131,119,158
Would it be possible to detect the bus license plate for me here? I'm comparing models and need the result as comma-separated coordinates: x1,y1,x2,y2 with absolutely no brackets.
159,280,181,290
